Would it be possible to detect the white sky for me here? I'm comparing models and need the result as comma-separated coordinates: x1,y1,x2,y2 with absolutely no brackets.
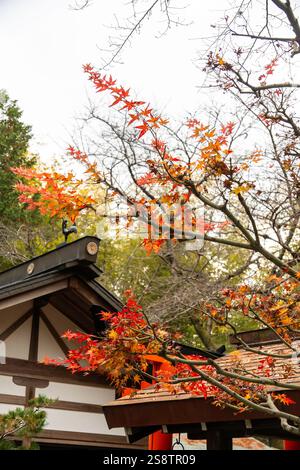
0,0,228,160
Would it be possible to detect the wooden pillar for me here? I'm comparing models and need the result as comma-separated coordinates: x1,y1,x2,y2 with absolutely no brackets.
148,431,173,450
206,431,232,450
147,359,173,450
22,304,40,450
28,307,40,362
123,357,174,450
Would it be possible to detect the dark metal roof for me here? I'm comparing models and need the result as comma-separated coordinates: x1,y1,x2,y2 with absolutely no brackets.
230,327,300,347
0,236,123,316
0,236,102,288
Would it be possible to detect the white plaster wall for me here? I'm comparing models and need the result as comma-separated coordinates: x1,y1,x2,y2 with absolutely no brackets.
42,304,81,335
36,382,115,405
0,302,124,439
41,304,86,353
0,403,24,414
43,408,125,436
37,318,65,362
0,301,33,333
0,375,25,396
5,317,32,359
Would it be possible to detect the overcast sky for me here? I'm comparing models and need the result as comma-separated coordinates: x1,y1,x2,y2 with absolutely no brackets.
0,0,228,159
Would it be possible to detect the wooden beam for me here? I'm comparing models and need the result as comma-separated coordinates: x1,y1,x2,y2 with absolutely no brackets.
25,385,35,406
31,429,146,449
0,393,25,406
155,418,300,441
69,278,104,307
39,310,69,357
37,429,125,444
0,280,68,311
53,291,90,317
125,426,160,444
0,308,33,341
75,276,123,311
28,306,40,362
25,304,40,412
0,391,103,414
49,297,94,333
0,394,102,416
0,358,110,387
13,376,49,388
46,400,103,414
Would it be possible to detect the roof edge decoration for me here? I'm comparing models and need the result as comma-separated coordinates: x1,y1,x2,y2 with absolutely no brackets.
0,236,123,312
0,236,102,288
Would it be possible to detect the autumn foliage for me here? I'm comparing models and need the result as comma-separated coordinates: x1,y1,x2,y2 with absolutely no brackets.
12,64,233,251
11,166,95,222
12,0,300,433
44,291,296,411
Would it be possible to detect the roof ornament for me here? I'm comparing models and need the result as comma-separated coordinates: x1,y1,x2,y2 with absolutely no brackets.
62,219,78,244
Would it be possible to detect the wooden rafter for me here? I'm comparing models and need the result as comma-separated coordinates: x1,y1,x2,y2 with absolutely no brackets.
39,310,70,357
0,279,68,311
28,306,40,362
49,297,93,333
0,307,33,341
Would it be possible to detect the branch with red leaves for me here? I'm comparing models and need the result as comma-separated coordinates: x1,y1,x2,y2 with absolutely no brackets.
43,291,300,434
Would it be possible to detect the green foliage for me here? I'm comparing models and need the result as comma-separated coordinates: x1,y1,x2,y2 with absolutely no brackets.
0,90,52,272
0,395,55,450
0,90,33,222
97,239,170,302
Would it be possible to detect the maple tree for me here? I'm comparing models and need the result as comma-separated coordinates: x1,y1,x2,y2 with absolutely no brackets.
44,290,300,435
12,0,300,435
